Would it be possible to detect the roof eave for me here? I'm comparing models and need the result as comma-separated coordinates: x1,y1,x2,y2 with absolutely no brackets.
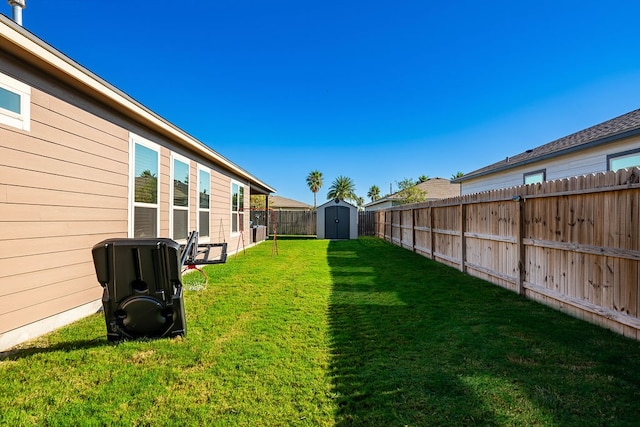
0,14,275,194
456,126,640,183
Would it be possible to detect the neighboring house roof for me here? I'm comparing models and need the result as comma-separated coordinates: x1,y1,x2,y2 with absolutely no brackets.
364,178,460,208
0,14,275,195
269,195,313,210
453,108,640,183
414,178,460,199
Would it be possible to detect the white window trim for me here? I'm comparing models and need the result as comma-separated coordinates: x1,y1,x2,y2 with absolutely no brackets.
523,169,546,185
128,133,161,238
0,72,30,131
170,152,191,241
230,180,245,236
197,165,211,242
607,148,640,172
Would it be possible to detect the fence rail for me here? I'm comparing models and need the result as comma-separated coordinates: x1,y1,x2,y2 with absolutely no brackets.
376,168,640,340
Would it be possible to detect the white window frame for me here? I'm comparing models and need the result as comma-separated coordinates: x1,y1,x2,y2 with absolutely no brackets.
0,72,30,131
523,169,546,185
170,152,191,241
197,165,211,241
231,180,245,235
128,133,161,238
607,148,640,172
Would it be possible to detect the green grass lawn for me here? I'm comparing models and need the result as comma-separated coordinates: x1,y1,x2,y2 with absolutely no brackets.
2,237,640,426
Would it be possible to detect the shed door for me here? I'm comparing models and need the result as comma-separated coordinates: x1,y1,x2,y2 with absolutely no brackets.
325,206,350,239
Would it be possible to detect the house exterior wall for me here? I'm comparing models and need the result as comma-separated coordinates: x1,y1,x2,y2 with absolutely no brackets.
364,199,397,211
0,51,254,350
461,136,640,195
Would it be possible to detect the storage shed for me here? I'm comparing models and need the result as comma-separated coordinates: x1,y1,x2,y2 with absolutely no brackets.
316,199,358,240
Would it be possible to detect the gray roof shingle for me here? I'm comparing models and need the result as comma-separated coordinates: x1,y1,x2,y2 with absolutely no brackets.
456,108,640,181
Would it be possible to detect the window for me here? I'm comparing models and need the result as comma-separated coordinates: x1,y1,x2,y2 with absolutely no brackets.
524,169,545,185
231,182,244,233
0,72,30,131
172,155,190,240
198,167,211,238
608,149,640,172
130,136,160,237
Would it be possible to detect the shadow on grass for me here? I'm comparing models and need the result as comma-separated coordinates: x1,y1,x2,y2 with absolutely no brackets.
268,235,317,240
0,337,109,361
327,238,640,426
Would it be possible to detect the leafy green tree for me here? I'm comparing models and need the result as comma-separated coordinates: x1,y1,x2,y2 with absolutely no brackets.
306,170,323,209
396,177,427,204
397,178,416,190
451,171,464,180
367,185,381,202
417,175,429,183
250,195,272,210
327,175,357,202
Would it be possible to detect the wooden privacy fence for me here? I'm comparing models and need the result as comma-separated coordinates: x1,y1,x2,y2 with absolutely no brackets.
272,211,317,235
358,211,376,236
376,168,640,340
250,209,376,236
249,210,316,235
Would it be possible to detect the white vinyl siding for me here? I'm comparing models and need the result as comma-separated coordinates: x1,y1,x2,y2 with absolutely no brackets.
0,72,30,131
461,137,640,195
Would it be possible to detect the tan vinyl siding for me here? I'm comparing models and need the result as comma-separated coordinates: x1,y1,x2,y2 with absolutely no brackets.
0,27,271,348
0,287,98,333
0,249,95,279
1,262,95,298
210,169,231,242
0,83,128,335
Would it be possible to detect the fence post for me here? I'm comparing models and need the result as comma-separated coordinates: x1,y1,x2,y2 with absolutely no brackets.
459,202,467,273
399,208,403,248
515,196,525,295
411,208,416,252
429,206,435,260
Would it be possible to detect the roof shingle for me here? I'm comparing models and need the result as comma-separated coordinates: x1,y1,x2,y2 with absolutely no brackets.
457,108,640,181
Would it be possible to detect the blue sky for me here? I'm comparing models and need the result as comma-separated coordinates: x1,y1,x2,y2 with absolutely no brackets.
10,1,640,205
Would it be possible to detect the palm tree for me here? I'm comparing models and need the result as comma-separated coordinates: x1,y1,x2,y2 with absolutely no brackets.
367,185,381,202
306,170,323,209
417,175,429,183
451,171,464,180
327,175,356,202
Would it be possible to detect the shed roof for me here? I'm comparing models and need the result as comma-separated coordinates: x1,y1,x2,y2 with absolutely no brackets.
318,198,357,209
0,14,275,195
454,108,640,182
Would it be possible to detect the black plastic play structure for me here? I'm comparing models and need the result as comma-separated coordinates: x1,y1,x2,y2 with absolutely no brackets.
91,231,227,342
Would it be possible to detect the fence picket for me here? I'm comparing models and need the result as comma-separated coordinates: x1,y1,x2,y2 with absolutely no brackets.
378,167,640,340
